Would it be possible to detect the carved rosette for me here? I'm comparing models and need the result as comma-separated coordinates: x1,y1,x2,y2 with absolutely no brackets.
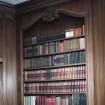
42,6,59,22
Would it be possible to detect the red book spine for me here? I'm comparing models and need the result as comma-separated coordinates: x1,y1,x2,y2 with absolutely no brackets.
59,41,64,52
45,96,56,105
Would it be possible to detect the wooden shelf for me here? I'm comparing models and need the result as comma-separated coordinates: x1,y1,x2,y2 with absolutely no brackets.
24,49,85,59
24,92,87,96
24,63,86,71
24,78,86,83
24,35,85,48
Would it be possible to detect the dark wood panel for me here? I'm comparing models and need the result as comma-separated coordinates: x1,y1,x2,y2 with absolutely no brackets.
5,19,17,105
0,20,3,59
92,0,105,105
0,14,17,105
0,63,3,105
85,0,94,105
16,19,24,105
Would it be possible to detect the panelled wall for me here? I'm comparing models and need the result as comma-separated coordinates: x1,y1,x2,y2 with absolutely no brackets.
0,0,105,105
0,4,17,105
16,1,93,105
92,0,105,105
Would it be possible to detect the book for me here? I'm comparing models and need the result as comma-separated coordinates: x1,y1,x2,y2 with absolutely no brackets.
68,95,72,105
79,93,86,105
65,29,74,38
37,32,65,43
24,96,26,105
23,26,86,105
31,96,36,105
52,54,64,66
45,96,56,105
72,94,78,105
61,96,67,105
44,70,52,80
79,38,85,49
56,96,61,105
32,36,37,44
74,27,82,36
48,42,56,54
59,40,64,52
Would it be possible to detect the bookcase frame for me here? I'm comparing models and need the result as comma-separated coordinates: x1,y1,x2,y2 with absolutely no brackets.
19,9,94,105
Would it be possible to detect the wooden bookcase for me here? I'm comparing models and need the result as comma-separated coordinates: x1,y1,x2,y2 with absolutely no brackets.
22,15,87,104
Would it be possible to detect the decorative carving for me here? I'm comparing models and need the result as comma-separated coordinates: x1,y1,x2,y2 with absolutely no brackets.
42,6,59,22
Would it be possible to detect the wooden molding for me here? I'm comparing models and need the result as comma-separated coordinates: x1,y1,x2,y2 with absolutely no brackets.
0,1,15,18
16,0,73,15
0,1,14,7
57,9,87,17
21,8,87,30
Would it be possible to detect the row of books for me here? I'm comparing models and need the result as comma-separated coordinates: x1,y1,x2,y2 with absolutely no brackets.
24,51,85,69
24,66,86,81
24,93,86,105
24,26,84,46
24,81,86,94
24,38,85,57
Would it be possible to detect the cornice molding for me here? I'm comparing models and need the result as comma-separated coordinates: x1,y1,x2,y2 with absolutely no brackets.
21,7,86,30
0,1,14,8
16,0,73,15
0,1,16,18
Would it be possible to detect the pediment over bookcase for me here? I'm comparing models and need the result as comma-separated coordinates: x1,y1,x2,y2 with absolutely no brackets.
21,8,87,30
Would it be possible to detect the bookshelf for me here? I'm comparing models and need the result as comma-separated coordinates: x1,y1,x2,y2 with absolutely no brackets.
23,25,87,105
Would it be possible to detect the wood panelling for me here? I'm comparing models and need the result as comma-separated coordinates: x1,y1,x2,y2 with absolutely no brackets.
4,19,17,105
16,0,105,105
0,20,4,59
0,8,17,105
16,0,73,14
0,63,3,105
16,19,24,105
85,0,94,105
0,2,15,16
0,0,105,105
92,0,105,105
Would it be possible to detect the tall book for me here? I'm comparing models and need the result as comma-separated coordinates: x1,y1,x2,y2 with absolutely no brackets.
56,96,61,105
79,93,86,105
61,96,67,105
45,96,56,105
68,95,72,105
